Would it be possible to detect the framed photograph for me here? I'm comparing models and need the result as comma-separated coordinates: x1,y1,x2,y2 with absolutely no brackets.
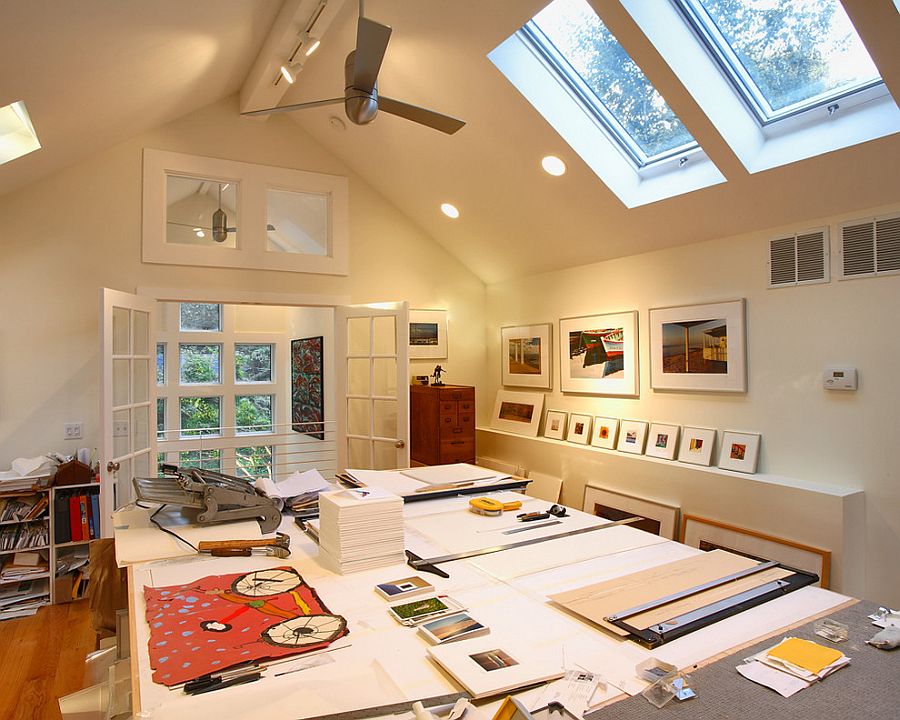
409,309,448,359
558,311,639,397
490,390,545,437
645,423,680,460
566,413,592,444
291,336,324,439
649,299,746,392
718,431,761,473
681,514,831,588
543,410,567,440
417,612,489,645
583,485,680,539
616,420,648,455
590,417,619,449
678,426,716,466
501,323,552,389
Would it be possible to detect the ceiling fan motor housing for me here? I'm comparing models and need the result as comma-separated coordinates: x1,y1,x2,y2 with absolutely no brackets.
344,51,379,125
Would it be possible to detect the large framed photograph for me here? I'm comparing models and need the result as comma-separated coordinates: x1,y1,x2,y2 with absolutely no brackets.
558,311,639,397
681,514,831,588
649,299,746,392
291,336,324,439
583,485,680,540
718,431,761,473
409,309,448,359
489,390,545,437
501,323,552,389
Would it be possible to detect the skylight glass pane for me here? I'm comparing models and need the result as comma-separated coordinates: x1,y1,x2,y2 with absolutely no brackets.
682,0,881,118
532,0,695,161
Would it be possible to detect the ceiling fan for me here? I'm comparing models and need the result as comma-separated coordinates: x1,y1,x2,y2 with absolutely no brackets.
242,2,465,135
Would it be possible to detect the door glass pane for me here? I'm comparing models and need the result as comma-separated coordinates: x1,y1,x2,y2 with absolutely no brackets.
179,302,222,331
133,359,149,403
179,344,221,384
113,409,130,458
347,398,371,436
113,359,130,407
348,317,370,355
348,358,370,396
157,398,166,440
167,177,238,248
373,440,398,470
235,395,274,434
133,404,150,452
373,358,397,397
373,399,397,438
112,307,130,355
348,438,370,468
157,343,166,384
266,188,329,255
180,397,222,437
133,310,150,355
373,316,396,355
157,453,168,476
134,451,151,480
114,457,132,509
235,344,273,382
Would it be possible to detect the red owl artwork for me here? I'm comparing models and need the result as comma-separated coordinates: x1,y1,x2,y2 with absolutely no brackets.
144,567,348,686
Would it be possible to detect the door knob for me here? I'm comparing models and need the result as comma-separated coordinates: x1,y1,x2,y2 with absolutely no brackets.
395,440,406,449
107,461,120,473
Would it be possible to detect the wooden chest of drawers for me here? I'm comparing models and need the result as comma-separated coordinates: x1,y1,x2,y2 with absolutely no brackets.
410,384,475,466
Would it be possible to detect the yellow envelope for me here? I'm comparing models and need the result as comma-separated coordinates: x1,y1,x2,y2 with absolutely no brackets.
767,637,844,675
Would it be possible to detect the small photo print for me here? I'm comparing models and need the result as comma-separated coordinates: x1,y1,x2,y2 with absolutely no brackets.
730,443,746,460
574,422,584,435
655,433,668,448
422,613,485,642
689,438,703,452
375,575,431,598
470,649,519,672
391,596,448,620
599,426,609,439
550,418,560,431
626,431,637,444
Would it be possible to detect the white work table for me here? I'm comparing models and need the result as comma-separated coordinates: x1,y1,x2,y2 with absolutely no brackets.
121,488,851,720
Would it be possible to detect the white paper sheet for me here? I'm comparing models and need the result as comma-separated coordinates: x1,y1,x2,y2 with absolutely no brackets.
256,468,329,498
736,660,810,697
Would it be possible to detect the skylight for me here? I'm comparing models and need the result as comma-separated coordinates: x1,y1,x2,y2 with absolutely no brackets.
529,0,697,166
0,101,41,165
674,0,883,123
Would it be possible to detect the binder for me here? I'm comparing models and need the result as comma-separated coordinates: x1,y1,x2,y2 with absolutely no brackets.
79,496,89,541
86,495,94,539
69,496,82,542
90,493,101,539
54,492,71,544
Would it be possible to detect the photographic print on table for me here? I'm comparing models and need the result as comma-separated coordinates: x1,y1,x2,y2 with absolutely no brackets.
582,485,680,539
501,323,552,389
543,410,568,440
616,420,648,455
418,612,488,645
409,309,448,359
718,431,761,473
558,311,639,396
590,417,619,449
566,413,592,445
649,300,746,392
645,423,680,460
677,426,716,466
291,336,324,439
490,389,544,437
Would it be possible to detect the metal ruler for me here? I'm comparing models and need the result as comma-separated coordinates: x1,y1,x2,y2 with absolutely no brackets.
300,692,470,720
408,516,642,569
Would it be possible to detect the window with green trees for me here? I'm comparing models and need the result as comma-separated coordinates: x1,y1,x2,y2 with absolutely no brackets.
236,395,273,434
179,449,222,472
235,344,273,383
235,446,273,480
180,396,221,437
179,303,221,332
179,344,221,384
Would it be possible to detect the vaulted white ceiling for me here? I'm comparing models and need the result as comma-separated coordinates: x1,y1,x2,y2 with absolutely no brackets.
2,0,899,284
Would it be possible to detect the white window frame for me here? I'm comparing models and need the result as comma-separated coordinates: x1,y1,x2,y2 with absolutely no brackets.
142,148,349,275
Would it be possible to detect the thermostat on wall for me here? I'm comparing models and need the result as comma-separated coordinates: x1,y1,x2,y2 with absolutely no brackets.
823,366,857,391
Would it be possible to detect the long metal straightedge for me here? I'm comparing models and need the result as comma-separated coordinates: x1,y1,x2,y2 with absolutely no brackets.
408,516,642,569
301,692,470,720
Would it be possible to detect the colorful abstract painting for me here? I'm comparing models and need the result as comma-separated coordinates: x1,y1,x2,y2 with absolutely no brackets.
144,567,347,686
291,336,324,440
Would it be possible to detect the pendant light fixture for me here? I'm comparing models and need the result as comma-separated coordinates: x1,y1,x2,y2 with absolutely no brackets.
212,183,228,243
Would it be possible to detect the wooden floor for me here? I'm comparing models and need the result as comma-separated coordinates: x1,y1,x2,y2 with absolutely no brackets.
0,600,96,720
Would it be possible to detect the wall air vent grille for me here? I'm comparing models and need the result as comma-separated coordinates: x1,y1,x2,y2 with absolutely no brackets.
767,228,828,288
839,213,900,279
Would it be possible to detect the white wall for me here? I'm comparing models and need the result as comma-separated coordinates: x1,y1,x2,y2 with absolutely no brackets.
0,96,487,471
483,203,900,606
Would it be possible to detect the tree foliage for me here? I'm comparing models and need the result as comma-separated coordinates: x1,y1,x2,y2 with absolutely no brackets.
235,344,272,383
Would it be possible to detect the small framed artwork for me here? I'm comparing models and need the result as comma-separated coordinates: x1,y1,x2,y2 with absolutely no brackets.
583,485,680,539
566,413,592,444
649,299,746,392
501,323,552,389
616,420,648,454
490,390,545,437
681,514,831,587
409,309,448,359
645,423,680,460
718,431,761,473
590,417,619,449
558,311,639,397
678,426,716,466
543,410,568,440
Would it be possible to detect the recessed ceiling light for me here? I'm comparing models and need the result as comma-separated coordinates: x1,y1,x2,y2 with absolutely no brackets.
440,203,460,219
541,155,566,176
0,100,41,165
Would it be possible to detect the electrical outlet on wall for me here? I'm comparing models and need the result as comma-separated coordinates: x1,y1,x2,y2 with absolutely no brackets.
64,422,83,440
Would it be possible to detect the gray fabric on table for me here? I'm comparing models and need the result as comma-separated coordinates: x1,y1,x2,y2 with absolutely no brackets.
587,601,898,720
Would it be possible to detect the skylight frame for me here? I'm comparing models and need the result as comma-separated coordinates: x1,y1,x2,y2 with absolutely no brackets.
672,0,885,125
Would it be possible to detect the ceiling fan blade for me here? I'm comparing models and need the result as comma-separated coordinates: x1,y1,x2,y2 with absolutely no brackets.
241,97,344,118
377,96,466,135
353,17,392,93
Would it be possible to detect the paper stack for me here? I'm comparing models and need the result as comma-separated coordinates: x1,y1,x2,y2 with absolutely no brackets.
255,468,331,518
317,488,405,574
737,636,850,697
0,578,50,620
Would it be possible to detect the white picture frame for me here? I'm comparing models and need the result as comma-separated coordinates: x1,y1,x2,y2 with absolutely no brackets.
616,420,648,454
583,485,681,540
409,309,448,359
566,413,592,444
677,426,717,466
590,417,619,449
543,410,568,440
718,431,761,473
558,311,639,397
490,390,545,437
501,323,552,389
645,423,680,460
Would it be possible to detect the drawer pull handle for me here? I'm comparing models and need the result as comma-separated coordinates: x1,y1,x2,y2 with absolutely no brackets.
453,428,462,433
451,440,464,445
